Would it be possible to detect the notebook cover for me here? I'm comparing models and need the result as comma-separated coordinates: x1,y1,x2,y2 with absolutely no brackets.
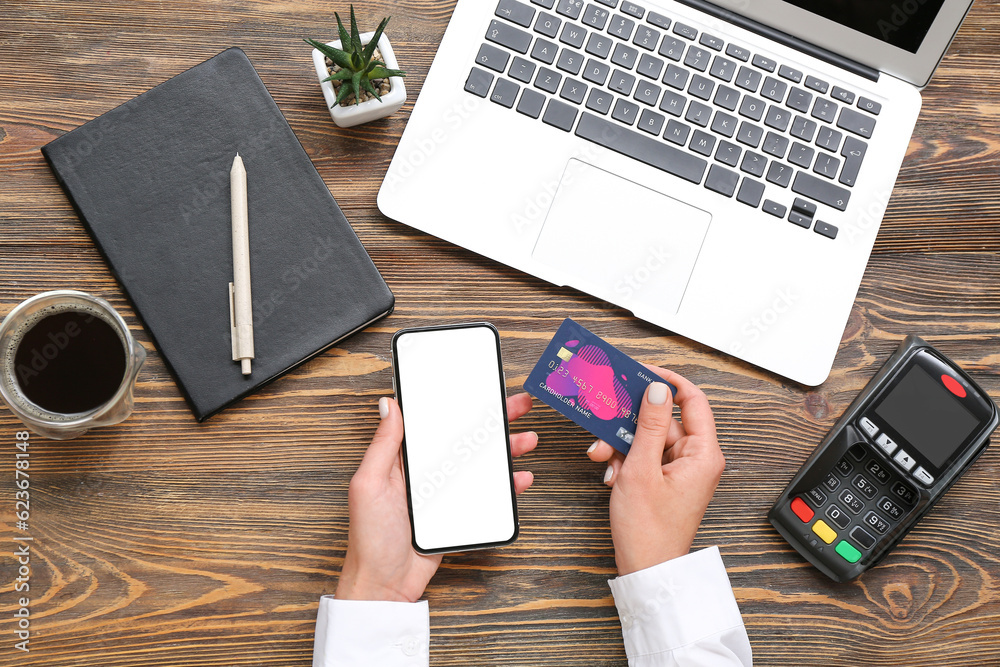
41,47,394,421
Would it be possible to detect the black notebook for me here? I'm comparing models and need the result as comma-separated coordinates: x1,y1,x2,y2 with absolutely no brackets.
41,48,394,421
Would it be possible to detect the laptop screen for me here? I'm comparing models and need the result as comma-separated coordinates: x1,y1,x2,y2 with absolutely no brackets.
783,0,947,53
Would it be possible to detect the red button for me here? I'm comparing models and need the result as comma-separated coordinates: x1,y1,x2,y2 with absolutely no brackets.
791,497,815,522
941,374,966,398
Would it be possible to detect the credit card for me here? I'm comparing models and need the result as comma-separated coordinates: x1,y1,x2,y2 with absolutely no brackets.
524,318,677,455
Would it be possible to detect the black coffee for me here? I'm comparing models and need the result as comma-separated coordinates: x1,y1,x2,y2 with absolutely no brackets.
12,310,127,414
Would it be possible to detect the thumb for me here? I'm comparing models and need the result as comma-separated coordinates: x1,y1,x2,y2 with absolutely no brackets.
624,383,674,471
359,397,405,477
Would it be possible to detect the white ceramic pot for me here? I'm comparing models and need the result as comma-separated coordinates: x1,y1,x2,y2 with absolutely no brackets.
311,31,406,128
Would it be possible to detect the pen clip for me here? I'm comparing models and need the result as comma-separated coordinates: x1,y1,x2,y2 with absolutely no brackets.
229,282,238,361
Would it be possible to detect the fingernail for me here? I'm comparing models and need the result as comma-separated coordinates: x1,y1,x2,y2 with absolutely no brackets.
587,441,600,454
648,382,669,405
378,397,390,419
603,465,614,484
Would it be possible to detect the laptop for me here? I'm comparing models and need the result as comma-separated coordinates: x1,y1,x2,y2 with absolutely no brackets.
377,0,973,385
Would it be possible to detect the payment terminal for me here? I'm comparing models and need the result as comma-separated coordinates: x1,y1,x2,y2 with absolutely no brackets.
769,335,998,582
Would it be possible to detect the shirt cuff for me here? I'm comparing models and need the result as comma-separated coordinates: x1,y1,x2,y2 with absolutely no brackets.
313,596,430,667
608,546,749,663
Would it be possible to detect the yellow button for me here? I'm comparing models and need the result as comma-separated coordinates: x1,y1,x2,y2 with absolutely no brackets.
812,519,837,544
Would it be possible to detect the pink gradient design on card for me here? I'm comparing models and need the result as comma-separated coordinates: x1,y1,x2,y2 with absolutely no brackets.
544,340,632,420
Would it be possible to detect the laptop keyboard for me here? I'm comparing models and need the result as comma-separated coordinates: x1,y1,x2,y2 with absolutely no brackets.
466,0,882,240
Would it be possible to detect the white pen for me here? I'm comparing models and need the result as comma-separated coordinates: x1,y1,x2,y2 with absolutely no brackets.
229,152,254,375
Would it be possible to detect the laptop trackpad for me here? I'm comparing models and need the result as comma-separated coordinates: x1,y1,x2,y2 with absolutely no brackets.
531,159,711,316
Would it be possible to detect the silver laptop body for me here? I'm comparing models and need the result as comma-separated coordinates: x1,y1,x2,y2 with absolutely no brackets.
378,0,972,385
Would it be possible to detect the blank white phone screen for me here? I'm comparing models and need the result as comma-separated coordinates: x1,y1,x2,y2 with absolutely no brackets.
394,326,516,552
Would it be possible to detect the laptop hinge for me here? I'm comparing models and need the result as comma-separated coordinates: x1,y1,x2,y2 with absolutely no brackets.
676,0,881,82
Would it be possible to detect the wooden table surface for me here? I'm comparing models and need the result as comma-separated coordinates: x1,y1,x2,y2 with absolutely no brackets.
3,1,1000,665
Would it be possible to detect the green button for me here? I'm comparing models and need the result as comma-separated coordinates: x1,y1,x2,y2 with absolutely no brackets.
836,540,862,563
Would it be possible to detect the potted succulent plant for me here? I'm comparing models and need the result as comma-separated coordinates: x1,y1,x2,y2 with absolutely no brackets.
306,6,406,128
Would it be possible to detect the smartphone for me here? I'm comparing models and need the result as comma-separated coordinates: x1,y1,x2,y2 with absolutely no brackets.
391,323,518,555
769,335,998,582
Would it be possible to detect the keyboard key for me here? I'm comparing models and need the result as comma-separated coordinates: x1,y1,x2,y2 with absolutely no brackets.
532,0,556,7
792,171,851,210
612,98,640,124
792,197,816,216
752,54,776,72
586,32,613,58
715,140,741,167
760,77,787,103
832,86,856,104
689,74,715,100
465,67,495,97
789,142,814,168
811,98,839,123
736,177,765,207
509,56,537,82
622,2,645,19
684,46,712,72
766,161,792,187
786,87,812,112
534,67,562,93
487,20,533,53
636,53,664,79
557,48,584,74
583,58,611,85
490,77,521,107
838,107,876,138
663,63,689,90
839,135,867,187
560,23,588,48
738,96,765,121
637,108,665,135
673,22,698,40
658,36,685,61
593,0,617,6
659,89,686,116
840,490,865,514
778,64,802,82
734,66,762,92
585,88,613,114
764,105,790,132
647,11,671,30
816,126,843,152
476,43,512,73
714,85,740,111
634,79,662,105
575,112,708,183
497,0,536,27
633,25,661,51
710,56,737,82
850,526,875,548
804,75,828,94
664,119,691,145
608,15,637,40
864,511,890,534
814,152,840,179
726,43,750,61
705,164,739,196
812,519,837,544
740,151,767,177
835,540,862,563
531,38,558,64
763,199,786,217
555,0,584,20
827,505,851,529
736,121,763,147
690,129,716,156
762,131,789,158
610,69,637,95
877,496,905,520
560,77,588,104
582,4,610,29
711,111,738,137
891,480,917,505
814,220,838,239
685,100,712,127
543,97,579,130
700,33,725,51
534,11,562,37
788,210,811,228
790,116,817,142
517,87,547,117
612,42,640,69
858,96,882,115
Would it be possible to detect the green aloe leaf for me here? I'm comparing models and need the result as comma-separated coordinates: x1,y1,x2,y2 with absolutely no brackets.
321,69,354,83
368,66,405,79
349,5,364,56
363,16,390,62
304,38,353,70
335,79,358,106
334,12,351,51
360,77,383,103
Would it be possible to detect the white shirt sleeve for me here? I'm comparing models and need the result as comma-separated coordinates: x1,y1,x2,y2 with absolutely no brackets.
608,546,752,667
312,596,430,667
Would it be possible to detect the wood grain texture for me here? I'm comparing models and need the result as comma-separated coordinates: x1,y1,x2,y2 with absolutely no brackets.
2,0,1000,665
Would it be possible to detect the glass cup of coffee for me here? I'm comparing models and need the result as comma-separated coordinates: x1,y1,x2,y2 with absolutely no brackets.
0,290,146,440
